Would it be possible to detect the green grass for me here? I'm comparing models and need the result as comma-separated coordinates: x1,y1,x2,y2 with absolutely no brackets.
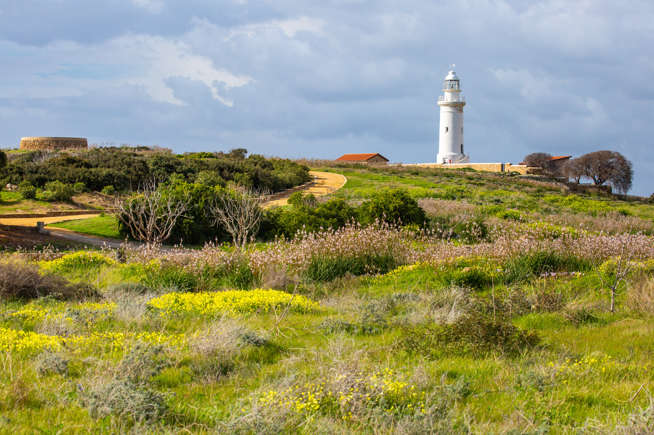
49,215,121,239
0,191,61,214
318,165,654,221
2,166,654,432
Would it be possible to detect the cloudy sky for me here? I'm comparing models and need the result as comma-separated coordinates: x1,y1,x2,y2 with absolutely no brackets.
1,0,653,195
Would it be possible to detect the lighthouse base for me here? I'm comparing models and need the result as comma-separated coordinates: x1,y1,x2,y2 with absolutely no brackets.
436,153,469,165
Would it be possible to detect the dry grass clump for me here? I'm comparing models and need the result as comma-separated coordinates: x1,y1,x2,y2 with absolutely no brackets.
418,198,478,218
0,261,98,301
104,285,157,326
545,211,654,234
79,344,168,422
626,277,654,313
34,351,69,376
189,318,269,381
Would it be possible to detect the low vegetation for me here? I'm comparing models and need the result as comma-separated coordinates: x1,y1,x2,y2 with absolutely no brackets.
1,164,654,432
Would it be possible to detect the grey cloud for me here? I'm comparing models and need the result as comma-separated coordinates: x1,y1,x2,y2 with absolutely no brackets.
1,0,653,195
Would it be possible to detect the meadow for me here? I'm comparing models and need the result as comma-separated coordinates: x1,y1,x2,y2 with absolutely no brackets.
1,165,654,433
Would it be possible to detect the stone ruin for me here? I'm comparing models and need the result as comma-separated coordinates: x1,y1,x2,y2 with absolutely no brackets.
19,137,88,151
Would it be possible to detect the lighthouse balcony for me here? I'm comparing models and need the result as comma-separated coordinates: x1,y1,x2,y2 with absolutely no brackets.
438,95,465,103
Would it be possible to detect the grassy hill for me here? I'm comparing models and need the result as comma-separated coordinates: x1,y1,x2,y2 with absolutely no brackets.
1,165,654,433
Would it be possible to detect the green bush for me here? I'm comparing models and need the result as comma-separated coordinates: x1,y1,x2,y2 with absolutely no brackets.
399,315,539,358
261,197,357,239
503,251,592,284
142,264,198,292
358,189,426,226
452,218,489,244
17,181,36,199
198,262,256,290
445,266,494,290
101,185,115,195
304,254,397,282
73,182,86,193
0,261,98,301
39,181,74,202
495,209,522,221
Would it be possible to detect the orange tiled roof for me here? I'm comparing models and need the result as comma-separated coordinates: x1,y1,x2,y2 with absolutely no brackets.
336,153,389,162
550,155,572,161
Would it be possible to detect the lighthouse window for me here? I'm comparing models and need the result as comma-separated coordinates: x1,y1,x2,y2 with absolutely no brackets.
461,144,464,153
444,127,448,133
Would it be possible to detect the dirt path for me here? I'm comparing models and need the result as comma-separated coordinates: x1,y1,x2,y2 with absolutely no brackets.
264,171,347,208
45,228,130,249
1,170,346,247
0,213,102,227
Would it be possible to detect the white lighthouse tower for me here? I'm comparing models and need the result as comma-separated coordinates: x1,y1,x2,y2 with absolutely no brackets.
437,67,468,164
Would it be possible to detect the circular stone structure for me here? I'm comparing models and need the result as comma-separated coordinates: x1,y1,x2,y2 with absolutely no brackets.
20,137,88,151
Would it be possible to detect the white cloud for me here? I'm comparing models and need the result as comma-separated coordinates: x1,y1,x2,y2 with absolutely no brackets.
0,35,251,107
111,35,251,106
131,0,164,14
227,16,325,40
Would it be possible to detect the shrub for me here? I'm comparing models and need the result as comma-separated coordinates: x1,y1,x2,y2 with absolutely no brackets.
495,209,522,221
106,282,153,295
260,197,357,239
73,182,86,193
399,315,539,358
503,251,592,284
147,289,321,316
101,185,115,195
17,181,36,199
564,308,603,326
39,181,75,202
40,251,116,275
358,189,426,226
142,263,199,292
81,344,168,422
304,254,397,282
0,261,98,301
35,352,69,376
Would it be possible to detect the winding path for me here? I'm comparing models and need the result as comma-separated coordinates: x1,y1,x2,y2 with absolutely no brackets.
263,171,347,208
0,170,347,248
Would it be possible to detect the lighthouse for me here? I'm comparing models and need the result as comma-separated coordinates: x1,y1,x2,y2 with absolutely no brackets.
437,68,468,164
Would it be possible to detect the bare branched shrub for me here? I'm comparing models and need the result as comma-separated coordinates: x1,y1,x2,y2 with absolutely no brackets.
208,186,265,249
115,179,188,245
0,261,98,301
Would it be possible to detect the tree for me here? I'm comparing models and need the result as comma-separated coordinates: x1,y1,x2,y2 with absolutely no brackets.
115,180,189,245
0,150,6,168
208,186,265,250
576,151,633,193
562,158,584,184
523,153,556,175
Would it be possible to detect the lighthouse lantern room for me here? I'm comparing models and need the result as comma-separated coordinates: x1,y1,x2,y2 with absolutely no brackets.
437,67,469,164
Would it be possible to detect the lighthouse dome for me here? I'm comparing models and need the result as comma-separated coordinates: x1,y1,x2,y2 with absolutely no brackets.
445,70,459,80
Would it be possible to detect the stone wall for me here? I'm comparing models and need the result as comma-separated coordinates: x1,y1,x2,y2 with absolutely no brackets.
400,162,535,175
20,137,88,151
